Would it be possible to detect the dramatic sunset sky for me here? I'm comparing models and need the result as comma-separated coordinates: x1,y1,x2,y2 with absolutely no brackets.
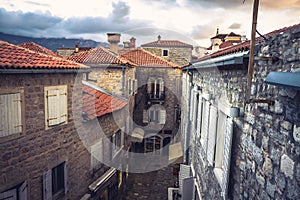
0,0,299,47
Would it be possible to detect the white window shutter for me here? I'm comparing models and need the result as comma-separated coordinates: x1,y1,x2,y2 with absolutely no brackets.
59,87,67,124
189,90,194,121
64,162,67,195
215,111,226,168
0,94,8,137
8,93,22,134
159,110,166,124
179,164,191,195
207,106,218,166
43,170,52,200
200,100,210,154
143,110,149,123
134,79,138,94
0,188,17,200
19,181,28,200
147,79,152,94
221,117,233,199
160,80,164,96
196,95,202,140
47,89,59,126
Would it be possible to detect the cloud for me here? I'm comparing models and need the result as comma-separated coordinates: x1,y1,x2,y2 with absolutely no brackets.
190,24,216,41
110,1,130,22
24,1,50,7
0,8,62,36
228,23,242,29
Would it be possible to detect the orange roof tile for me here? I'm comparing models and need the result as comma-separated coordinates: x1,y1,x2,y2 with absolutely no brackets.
141,40,193,48
198,23,300,62
120,49,179,68
82,82,127,120
18,42,60,57
0,41,89,70
67,46,135,66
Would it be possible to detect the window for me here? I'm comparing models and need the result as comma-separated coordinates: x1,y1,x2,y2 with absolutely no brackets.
91,139,103,173
143,106,166,125
111,130,123,157
45,85,68,128
162,49,169,56
128,79,138,96
0,92,22,137
147,77,164,99
0,181,28,200
43,162,67,200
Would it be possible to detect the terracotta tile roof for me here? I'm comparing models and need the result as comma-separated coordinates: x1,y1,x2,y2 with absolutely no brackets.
219,40,242,49
197,23,300,62
67,46,135,66
141,40,193,48
0,41,89,70
18,42,60,57
210,34,228,40
82,82,127,120
120,49,179,68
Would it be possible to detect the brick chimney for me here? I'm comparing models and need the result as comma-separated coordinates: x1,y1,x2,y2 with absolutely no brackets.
107,33,121,53
130,37,136,48
157,35,161,44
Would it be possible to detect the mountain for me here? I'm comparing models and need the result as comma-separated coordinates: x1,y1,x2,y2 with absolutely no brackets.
0,32,108,52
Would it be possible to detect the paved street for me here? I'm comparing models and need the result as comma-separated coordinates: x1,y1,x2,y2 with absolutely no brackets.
124,164,178,200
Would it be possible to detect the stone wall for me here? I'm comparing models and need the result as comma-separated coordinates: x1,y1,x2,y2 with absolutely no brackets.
183,25,300,200
0,73,128,199
142,47,192,66
134,67,182,132
88,66,135,97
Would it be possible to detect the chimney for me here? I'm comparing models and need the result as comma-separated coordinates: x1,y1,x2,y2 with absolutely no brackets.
75,41,79,53
130,37,136,48
241,35,247,42
157,35,161,44
107,33,121,53
216,27,219,35
123,41,130,48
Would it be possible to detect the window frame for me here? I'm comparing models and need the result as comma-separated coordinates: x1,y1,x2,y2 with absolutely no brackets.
0,89,24,138
162,49,169,57
44,85,68,129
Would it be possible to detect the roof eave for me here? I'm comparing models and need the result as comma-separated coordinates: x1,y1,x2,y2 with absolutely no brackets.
0,68,91,74
265,71,300,90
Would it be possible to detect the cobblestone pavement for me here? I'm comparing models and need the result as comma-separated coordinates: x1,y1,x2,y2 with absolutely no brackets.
124,164,178,200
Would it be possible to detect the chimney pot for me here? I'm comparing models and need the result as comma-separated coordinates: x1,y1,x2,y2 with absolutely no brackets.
75,41,79,53
107,33,121,53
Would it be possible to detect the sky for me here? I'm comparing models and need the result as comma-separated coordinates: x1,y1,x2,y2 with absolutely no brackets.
0,0,300,47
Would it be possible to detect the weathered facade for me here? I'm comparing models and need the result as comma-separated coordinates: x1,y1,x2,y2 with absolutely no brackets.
180,23,300,200
141,35,193,66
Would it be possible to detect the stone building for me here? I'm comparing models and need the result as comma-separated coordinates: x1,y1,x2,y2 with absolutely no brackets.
120,48,182,156
179,23,300,200
0,41,130,200
141,35,193,66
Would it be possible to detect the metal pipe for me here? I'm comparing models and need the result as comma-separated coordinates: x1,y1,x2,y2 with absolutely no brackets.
245,0,260,103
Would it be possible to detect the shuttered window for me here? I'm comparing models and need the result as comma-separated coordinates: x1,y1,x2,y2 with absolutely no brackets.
147,77,164,99
43,162,67,200
0,92,22,137
45,85,68,128
213,110,234,199
91,139,103,173
159,110,166,124
200,100,210,154
207,106,218,166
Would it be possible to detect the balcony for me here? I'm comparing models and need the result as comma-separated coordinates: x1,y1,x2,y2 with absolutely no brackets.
147,92,165,102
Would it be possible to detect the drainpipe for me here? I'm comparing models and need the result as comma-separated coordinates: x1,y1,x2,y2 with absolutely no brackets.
245,0,259,103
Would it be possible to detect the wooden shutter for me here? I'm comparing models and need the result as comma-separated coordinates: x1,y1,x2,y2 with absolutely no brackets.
200,100,210,154
179,164,191,195
182,177,195,200
134,79,138,94
47,89,59,126
0,188,17,200
189,90,194,121
215,111,226,168
221,117,233,199
196,95,202,140
58,87,67,124
0,93,22,137
207,106,218,166
43,170,52,200
19,181,28,200
147,79,152,94
159,110,166,124
159,80,164,97
143,109,149,123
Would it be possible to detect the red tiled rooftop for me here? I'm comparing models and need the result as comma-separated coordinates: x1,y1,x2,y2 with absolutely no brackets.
67,46,135,66
82,83,127,120
120,49,179,68
141,40,193,48
18,42,59,57
0,41,89,70
198,23,300,62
